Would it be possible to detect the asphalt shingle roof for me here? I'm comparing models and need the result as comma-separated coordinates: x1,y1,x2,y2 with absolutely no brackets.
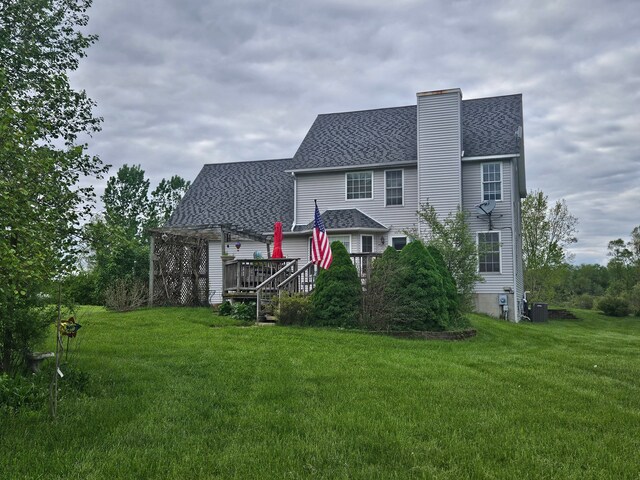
167,93,523,231
164,158,294,233
290,94,522,169
462,94,523,157
291,106,417,169
292,209,387,232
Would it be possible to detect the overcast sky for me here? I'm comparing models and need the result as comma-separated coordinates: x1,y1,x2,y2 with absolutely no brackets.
71,0,639,265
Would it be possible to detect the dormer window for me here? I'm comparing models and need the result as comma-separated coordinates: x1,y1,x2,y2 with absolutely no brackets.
346,171,373,200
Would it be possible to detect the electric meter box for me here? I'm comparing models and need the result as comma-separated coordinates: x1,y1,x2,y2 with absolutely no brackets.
498,294,508,306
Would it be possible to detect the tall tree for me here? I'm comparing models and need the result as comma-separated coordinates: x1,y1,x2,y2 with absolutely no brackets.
148,175,191,227
522,190,578,270
606,226,640,293
416,203,481,312
522,190,578,301
85,165,190,298
102,164,150,238
0,0,105,373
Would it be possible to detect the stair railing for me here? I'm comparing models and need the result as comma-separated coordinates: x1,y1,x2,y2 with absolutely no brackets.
277,261,317,297
255,259,298,322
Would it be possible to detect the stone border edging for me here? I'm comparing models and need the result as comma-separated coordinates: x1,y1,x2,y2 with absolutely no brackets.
374,329,477,340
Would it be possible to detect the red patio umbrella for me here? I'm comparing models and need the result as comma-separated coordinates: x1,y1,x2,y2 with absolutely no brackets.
272,221,284,258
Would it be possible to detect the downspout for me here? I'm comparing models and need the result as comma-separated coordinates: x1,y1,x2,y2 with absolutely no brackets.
291,172,297,231
511,159,518,322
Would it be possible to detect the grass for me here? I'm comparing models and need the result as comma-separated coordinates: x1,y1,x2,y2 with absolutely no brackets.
1,307,639,479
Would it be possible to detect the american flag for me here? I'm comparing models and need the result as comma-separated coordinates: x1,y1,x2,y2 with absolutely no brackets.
311,203,332,269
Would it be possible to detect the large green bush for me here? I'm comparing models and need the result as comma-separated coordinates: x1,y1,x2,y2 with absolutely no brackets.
362,246,400,330
277,293,313,326
597,296,630,317
425,246,465,329
311,241,362,327
380,241,462,331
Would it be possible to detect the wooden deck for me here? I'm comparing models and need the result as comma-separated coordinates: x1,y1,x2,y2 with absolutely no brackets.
222,254,381,302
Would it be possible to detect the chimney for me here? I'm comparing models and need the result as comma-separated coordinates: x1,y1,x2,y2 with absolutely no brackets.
416,88,463,231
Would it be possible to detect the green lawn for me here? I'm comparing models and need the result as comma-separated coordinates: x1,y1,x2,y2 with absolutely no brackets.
1,307,639,479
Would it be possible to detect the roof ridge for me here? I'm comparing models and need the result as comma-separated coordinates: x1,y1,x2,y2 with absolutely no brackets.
317,104,415,117
203,158,292,166
462,93,522,102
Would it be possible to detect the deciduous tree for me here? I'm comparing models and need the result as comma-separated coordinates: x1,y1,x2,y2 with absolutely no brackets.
0,0,105,373
416,203,481,312
522,190,578,301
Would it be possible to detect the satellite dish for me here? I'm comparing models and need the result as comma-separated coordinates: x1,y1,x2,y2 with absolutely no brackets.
475,200,496,216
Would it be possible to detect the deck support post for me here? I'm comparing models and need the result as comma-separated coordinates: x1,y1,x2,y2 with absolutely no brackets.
148,235,155,307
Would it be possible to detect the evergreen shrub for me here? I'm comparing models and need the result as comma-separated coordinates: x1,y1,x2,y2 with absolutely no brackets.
367,241,464,332
311,241,362,327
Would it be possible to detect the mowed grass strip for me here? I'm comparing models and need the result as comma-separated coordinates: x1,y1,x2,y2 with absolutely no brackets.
1,307,639,479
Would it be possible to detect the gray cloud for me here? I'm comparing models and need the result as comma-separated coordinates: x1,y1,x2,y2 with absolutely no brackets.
70,0,640,264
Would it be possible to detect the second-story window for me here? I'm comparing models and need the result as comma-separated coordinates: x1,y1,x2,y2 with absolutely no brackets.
385,170,403,206
482,163,502,201
346,171,372,200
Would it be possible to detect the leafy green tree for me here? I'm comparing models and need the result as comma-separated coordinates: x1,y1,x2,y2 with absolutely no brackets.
103,164,150,239
416,203,481,312
522,190,578,301
606,226,640,293
0,0,104,374
149,176,191,227
311,241,362,327
84,165,190,302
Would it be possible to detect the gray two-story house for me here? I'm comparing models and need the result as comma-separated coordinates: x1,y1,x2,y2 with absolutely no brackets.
163,88,526,321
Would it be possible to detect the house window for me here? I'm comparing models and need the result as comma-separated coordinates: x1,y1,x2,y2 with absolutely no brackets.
346,171,373,200
391,236,407,250
361,235,373,253
385,170,403,206
482,163,502,201
478,232,500,273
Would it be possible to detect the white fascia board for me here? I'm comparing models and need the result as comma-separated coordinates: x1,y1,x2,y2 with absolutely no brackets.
284,227,389,236
462,154,519,162
285,160,417,174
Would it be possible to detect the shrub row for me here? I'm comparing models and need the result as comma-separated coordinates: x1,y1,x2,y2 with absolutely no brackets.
273,240,467,331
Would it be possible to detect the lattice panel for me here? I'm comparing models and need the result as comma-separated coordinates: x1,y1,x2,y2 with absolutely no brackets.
152,233,209,306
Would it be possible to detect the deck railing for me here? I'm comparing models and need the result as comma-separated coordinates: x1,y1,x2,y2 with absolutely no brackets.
350,253,382,286
222,253,382,319
223,258,294,295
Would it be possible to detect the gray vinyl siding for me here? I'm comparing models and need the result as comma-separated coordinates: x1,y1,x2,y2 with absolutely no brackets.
417,91,462,228
294,166,419,236
208,241,223,303
462,160,515,294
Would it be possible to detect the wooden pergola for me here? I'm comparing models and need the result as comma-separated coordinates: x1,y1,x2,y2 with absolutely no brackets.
148,224,272,307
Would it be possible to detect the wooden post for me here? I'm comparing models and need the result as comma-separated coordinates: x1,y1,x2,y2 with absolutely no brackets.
148,235,155,307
